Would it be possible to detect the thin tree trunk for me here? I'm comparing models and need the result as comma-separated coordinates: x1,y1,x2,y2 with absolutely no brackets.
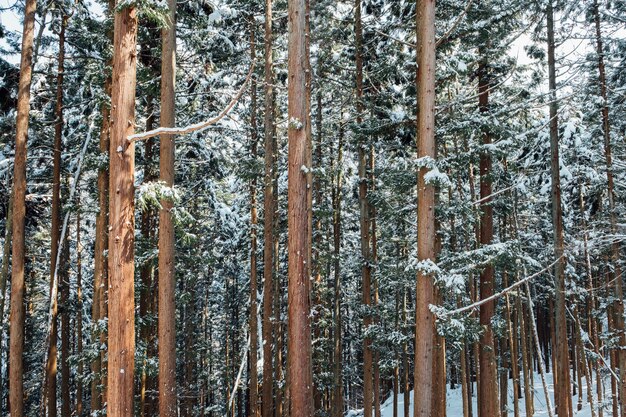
76,206,84,417
9,0,36,414
414,1,436,415
525,280,555,417
92,1,114,411
44,13,69,417
158,0,177,414
60,214,71,417
286,0,314,413
477,51,500,417
331,116,344,417
262,0,276,414
0,187,12,414
403,290,409,417
546,3,573,415
107,4,138,416
139,93,156,417
593,3,626,415
354,1,373,415
249,16,260,417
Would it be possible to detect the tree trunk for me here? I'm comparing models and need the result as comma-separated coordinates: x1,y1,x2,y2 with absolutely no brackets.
331,116,344,417
286,0,314,414
44,12,68,417
92,1,114,411
262,0,276,415
158,0,177,414
477,51,500,417
139,93,156,417
593,3,626,415
60,217,71,417
0,187,12,414
9,0,36,413
546,3,572,416
76,206,84,417
249,16,260,417
107,5,138,416
354,1,373,415
414,1,436,415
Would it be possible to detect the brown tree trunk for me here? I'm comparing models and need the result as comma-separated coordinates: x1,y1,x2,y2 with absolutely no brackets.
262,0,276,415
92,1,113,412
331,116,344,417
249,16,260,417
286,0,314,414
546,3,573,416
355,1,373,415
76,206,84,417
139,93,156,417
60,219,71,417
107,5,138,416
158,0,177,414
45,12,68,417
8,0,36,414
477,52,500,417
414,1,436,416
57,15,71,417
0,187,12,412
593,3,626,414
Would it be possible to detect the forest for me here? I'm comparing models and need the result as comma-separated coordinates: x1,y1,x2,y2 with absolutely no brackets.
1,0,626,416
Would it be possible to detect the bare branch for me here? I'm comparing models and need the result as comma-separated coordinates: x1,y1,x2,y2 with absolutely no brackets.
128,62,256,143
436,255,562,317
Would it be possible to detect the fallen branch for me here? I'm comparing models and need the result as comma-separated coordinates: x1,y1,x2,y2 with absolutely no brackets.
128,62,255,143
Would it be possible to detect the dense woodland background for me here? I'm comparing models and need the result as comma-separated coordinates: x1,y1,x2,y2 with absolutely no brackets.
1,0,626,416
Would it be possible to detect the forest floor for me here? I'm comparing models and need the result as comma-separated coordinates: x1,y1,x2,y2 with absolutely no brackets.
349,371,603,416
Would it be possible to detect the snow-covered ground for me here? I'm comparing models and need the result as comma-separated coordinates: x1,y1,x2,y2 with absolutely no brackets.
350,371,603,417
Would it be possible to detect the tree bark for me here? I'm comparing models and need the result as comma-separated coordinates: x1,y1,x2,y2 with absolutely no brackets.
92,1,114,411
355,2,373,415
0,187,12,413
286,0,314,414
592,3,626,415
76,206,84,417
262,0,276,415
9,0,36,413
249,16,260,417
44,12,68,417
546,4,573,416
158,0,177,414
477,51,500,417
331,115,344,417
414,1,436,416
107,5,138,417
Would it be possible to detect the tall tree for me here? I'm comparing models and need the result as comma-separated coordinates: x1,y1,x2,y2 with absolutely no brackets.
249,14,260,417
158,0,177,414
546,3,572,416
414,0,436,416
355,1,373,416
592,1,626,414
477,51,500,417
92,1,114,411
107,4,138,416
262,0,276,415
9,0,37,414
287,0,314,414
44,10,69,417
332,115,344,417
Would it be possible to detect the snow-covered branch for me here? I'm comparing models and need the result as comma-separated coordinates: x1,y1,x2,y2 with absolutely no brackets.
435,255,563,317
127,63,255,143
